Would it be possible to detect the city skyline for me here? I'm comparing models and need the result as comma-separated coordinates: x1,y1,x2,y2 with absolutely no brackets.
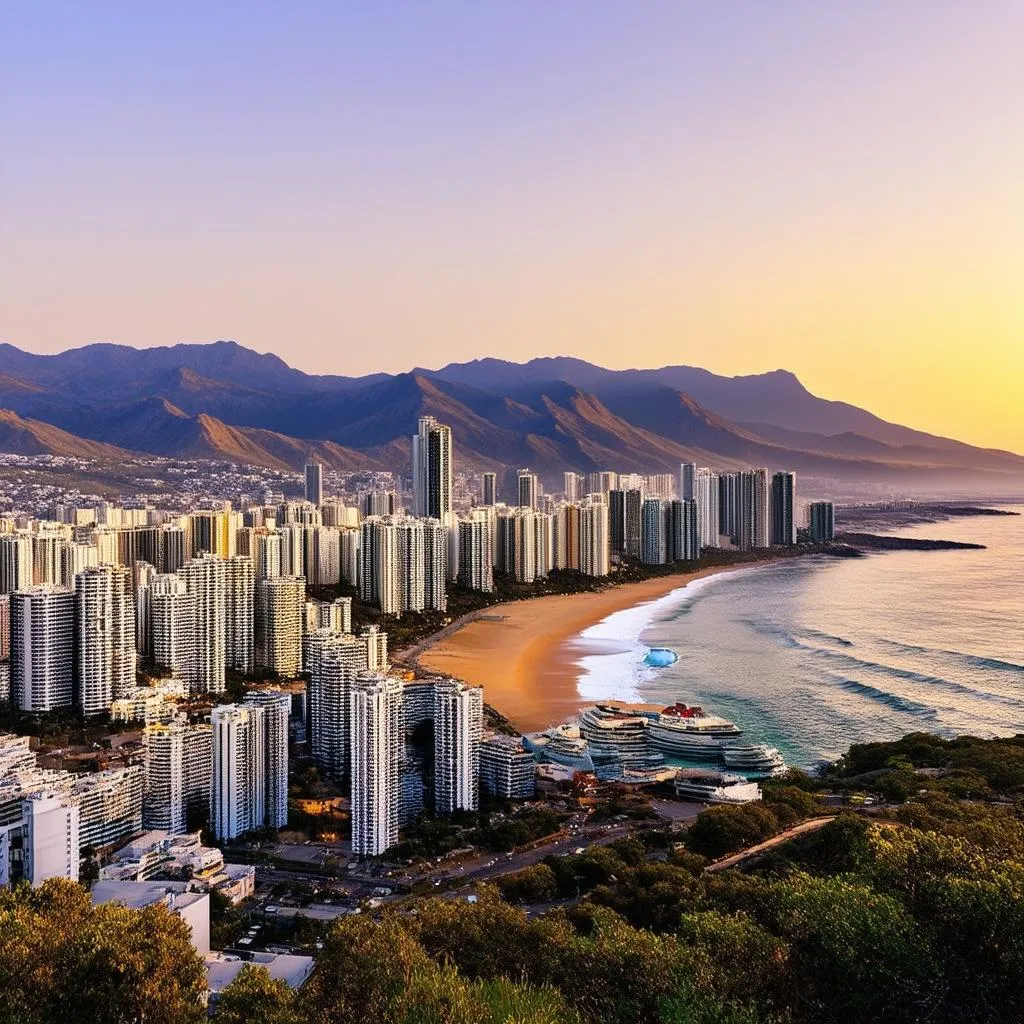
2,3,1022,453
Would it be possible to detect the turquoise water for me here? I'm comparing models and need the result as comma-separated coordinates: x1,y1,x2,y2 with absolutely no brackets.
575,509,1024,770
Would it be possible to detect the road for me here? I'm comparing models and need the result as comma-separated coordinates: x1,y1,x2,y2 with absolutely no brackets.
705,816,837,873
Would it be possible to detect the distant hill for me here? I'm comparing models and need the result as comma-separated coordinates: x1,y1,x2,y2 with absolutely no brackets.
0,409,133,460
0,341,1020,494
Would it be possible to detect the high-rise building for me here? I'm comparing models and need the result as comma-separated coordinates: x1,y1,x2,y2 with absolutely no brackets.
150,574,197,688
579,497,610,578
304,461,323,506
253,529,283,581
243,690,291,830
143,717,210,834
359,517,402,615
497,509,550,583
641,498,668,565
771,472,797,546
412,416,453,519
181,554,227,694
74,565,137,715
562,472,580,502
679,463,697,501
666,499,700,563
349,672,403,857
21,794,80,887
719,472,740,543
32,524,69,586
457,518,494,592
317,596,352,634
225,556,255,674
362,490,397,517
10,586,74,712
481,471,497,506
210,704,254,841
808,501,836,543
158,524,186,574
255,576,305,677
623,489,644,559
738,469,771,550
304,627,388,779
517,469,538,510
608,489,625,553
551,502,580,571
695,469,720,550
479,735,536,800
0,533,33,594
433,678,483,815
645,474,675,500
0,594,9,661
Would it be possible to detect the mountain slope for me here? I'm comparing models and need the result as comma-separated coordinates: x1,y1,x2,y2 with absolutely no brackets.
0,409,134,460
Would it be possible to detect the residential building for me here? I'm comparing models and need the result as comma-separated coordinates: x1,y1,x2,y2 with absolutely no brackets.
74,565,137,715
181,554,227,694
10,586,74,712
479,735,536,799
809,501,836,543
433,678,483,815
771,472,797,546
412,416,453,519
304,461,323,506
255,576,305,677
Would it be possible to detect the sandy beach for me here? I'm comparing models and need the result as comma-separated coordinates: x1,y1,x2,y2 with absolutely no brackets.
414,565,755,733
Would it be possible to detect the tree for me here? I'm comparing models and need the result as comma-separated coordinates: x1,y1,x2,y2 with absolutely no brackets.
684,804,781,859
217,965,299,1024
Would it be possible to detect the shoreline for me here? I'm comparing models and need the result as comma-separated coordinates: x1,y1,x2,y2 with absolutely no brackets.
413,562,771,734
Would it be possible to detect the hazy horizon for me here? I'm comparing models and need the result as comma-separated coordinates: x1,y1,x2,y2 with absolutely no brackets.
3,3,1021,451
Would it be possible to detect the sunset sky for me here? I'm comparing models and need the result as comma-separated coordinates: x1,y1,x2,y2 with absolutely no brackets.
2,3,1021,451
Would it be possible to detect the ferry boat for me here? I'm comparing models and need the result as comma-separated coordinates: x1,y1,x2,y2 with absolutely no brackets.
722,743,786,775
674,768,762,804
645,702,742,759
525,724,595,774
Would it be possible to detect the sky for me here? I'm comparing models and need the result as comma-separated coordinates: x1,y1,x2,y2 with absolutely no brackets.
2,2,1022,451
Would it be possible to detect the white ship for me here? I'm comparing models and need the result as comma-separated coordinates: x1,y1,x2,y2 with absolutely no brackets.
722,743,786,775
525,724,595,773
645,702,742,759
674,768,762,804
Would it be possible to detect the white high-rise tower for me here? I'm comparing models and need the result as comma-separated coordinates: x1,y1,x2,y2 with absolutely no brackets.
412,416,453,519
433,678,483,815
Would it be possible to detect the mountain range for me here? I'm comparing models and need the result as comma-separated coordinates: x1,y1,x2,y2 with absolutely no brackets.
0,341,1020,495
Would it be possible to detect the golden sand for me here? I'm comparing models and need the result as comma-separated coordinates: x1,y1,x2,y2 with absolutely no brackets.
415,565,752,733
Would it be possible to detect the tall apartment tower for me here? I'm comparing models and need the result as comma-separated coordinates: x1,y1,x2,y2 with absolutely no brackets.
679,463,697,501
457,519,494,593
563,471,580,502
481,471,497,506
10,586,74,712
695,469,720,550
771,472,797,546
150,574,197,687
667,499,700,562
181,554,227,694
225,556,255,674
0,533,33,593
412,416,453,519
349,672,403,857
808,501,836,543
255,576,305,677
517,469,538,509
360,517,403,616
252,529,283,581
579,497,610,578
317,596,352,634
738,469,771,550
74,565,136,716
623,489,644,559
210,704,254,841
641,498,668,565
433,678,483,815
244,690,291,829
158,524,186,574
142,717,210,834
304,461,324,506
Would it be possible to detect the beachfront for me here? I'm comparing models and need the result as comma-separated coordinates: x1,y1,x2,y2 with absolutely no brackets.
413,564,755,733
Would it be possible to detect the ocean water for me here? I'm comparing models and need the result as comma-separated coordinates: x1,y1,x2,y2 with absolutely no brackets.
569,509,1024,769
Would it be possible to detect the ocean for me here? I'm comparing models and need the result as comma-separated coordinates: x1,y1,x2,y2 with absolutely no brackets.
568,508,1024,770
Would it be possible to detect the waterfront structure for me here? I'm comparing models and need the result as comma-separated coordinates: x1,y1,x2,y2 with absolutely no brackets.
349,672,403,856
10,586,74,712
479,734,535,800
181,554,227,694
481,471,497,506
809,501,836,543
771,472,797,546
738,469,771,550
150,574,197,687
304,461,323,506
225,556,255,673
255,576,305,677
412,416,453,519
433,678,483,815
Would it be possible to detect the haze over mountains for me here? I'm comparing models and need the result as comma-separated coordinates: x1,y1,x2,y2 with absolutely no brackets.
0,341,1020,495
